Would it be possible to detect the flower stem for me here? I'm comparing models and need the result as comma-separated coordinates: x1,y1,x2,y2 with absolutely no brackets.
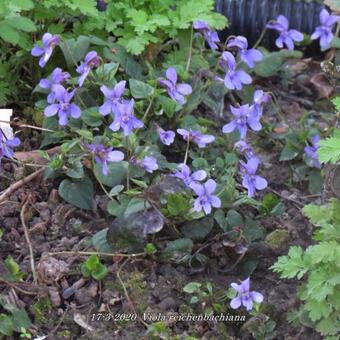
183,138,190,165
253,27,267,49
185,26,194,73
142,94,155,121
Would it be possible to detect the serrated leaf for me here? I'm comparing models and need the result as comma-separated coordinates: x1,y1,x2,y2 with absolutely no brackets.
318,135,340,164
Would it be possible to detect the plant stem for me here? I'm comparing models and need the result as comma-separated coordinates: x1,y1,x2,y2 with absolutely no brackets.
185,26,194,73
142,94,155,121
183,137,190,164
253,27,267,49
92,158,113,200
0,120,55,133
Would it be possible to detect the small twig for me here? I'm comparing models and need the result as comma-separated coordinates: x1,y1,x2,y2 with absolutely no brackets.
116,259,149,328
0,168,44,204
48,250,146,258
142,95,155,121
20,196,38,285
0,278,38,296
48,306,69,339
267,187,304,208
0,120,56,133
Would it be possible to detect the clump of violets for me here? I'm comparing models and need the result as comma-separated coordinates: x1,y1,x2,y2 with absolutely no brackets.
193,20,220,50
190,179,221,215
76,51,101,87
31,33,60,68
227,36,263,68
240,157,267,197
304,135,321,169
109,99,144,136
44,86,81,126
230,278,264,311
251,90,271,118
87,144,124,176
39,68,71,103
173,164,207,188
311,9,340,49
266,15,304,50
217,52,252,91
99,80,127,116
222,104,262,139
177,128,215,148
131,156,158,174
158,68,192,105
155,124,175,146
0,130,20,164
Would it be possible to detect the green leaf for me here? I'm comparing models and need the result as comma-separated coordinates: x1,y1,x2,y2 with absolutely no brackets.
0,23,20,45
81,255,108,280
279,144,299,161
0,314,13,336
332,97,340,112
92,228,115,253
94,161,127,187
6,16,36,32
81,107,103,127
4,256,24,282
255,49,303,77
181,217,214,240
59,178,94,210
60,36,91,68
318,135,340,164
167,193,189,216
129,79,154,99
183,282,202,294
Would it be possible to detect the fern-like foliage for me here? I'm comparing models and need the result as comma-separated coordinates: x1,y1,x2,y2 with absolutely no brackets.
318,133,340,164
271,198,340,339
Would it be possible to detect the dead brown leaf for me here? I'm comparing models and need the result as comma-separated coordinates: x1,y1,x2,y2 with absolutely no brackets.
310,73,334,99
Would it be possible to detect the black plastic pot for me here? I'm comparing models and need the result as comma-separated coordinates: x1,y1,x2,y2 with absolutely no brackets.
97,0,326,47
215,0,325,46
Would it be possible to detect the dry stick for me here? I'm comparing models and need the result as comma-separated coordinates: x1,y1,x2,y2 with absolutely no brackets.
0,168,44,204
0,120,56,133
0,278,38,296
20,197,38,285
116,259,149,328
48,250,146,258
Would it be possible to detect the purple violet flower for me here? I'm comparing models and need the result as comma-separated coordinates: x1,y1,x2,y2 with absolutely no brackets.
266,15,304,50
99,80,126,116
155,124,175,146
240,157,267,197
227,36,263,68
304,135,321,169
177,129,215,148
193,20,220,50
44,86,81,126
216,52,252,90
230,278,264,311
87,143,124,176
31,33,60,68
173,163,207,188
234,140,259,161
251,90,271,118
76,51,101,87
0,130,20,164
39,68,71,103
109,99,144,136
140,156,159,173
190,179,221,215
158,68,192,105
222,104,262,139
311,9,340,49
